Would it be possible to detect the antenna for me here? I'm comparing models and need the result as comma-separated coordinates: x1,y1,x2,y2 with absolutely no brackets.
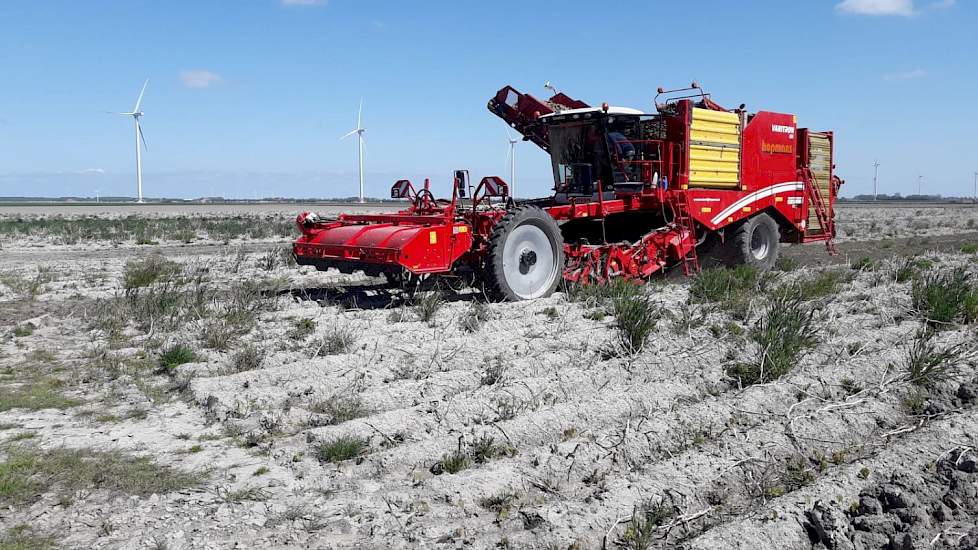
505,129,519,199
340,98,366,203
108,79,149,203
544,81,559,96
873,160,880,201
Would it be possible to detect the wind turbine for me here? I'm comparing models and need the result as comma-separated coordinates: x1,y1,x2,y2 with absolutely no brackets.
110,80,149,203
340,99,366,203
873,160,880,200
505,129,519,199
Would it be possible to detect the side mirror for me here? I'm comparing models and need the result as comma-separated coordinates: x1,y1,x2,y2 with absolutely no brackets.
479,176,509,197
454,170,469,199
391,179,415,199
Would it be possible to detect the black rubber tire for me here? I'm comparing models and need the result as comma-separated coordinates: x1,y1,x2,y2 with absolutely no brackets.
483,206,564,301
722,212,780,270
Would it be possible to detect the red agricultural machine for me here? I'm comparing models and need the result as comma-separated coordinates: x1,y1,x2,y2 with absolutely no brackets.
294,83,841,301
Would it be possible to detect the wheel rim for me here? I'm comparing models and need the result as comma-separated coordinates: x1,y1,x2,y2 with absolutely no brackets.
750,225,770,260
502,223,559,299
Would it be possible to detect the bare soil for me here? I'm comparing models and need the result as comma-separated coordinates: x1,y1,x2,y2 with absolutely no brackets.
1,204,977,549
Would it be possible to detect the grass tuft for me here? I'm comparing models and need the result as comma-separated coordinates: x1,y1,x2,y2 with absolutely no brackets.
459,301,493,333
903,327,969,388
611,283,658,354
727,291,819,386
315,326,357,355
435,450,469,474
911,268,978,329
122,255,182,291
415,291,444,325
288,318,316,340
619,499,675,549
431,434,511,475
790,269,855,300
157,345,197,375
230,344,264,373
689,265,762,318
313,435,368,463
309,395,370,425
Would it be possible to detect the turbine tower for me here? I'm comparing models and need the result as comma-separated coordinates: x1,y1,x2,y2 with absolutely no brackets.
340,99,366,203
111,80,149,203
873,160,880,200
506,129,518,199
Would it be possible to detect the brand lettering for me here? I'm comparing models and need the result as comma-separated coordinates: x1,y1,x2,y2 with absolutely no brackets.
771,124,795,135
762,141,793,154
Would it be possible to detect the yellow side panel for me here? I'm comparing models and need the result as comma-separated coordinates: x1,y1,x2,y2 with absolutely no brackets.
690,108,740,146
689,109,740,188
689,143,740,189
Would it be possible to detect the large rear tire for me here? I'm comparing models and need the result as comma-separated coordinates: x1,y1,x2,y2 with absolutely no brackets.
484,206,564,301
723,213,780,270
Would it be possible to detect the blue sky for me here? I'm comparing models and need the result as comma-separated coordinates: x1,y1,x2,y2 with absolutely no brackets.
0,0,975,199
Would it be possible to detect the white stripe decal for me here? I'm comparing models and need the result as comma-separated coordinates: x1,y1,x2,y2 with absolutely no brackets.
709,181,804,225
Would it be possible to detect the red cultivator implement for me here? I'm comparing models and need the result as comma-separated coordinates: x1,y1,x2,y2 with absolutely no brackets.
295,83,842,301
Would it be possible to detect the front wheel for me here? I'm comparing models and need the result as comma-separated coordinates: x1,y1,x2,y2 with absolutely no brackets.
483,206,564,301
723,213,780,270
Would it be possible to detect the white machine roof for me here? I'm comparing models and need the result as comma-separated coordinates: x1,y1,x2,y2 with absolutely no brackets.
539,106,647,118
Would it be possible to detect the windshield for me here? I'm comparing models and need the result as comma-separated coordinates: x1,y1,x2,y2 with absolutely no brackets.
549,122,609,193
548,116,651,193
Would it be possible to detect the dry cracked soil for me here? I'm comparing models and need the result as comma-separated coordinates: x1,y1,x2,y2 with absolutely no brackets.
1,203,977,549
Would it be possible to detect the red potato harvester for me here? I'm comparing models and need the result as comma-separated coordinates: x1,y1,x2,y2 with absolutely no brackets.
294,83,841,301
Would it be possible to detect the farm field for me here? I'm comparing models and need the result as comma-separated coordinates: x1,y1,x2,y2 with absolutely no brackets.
1,203,977,549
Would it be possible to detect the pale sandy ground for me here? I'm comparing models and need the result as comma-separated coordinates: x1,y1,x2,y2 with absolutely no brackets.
0,205,977,549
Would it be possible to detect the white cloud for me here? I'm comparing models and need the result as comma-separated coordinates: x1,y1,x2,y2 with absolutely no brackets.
928,0,954,9
836,0,915,16
884,68,927,81
77,168,105,175
281,0,327,5
179,70,223,89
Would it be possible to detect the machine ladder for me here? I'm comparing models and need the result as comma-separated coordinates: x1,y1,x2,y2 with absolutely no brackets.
668,188,701,275
804,168,838,255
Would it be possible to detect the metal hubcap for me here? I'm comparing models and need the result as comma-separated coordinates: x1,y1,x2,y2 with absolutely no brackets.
519,249,537,274
503,224,558,299
750,226,770,260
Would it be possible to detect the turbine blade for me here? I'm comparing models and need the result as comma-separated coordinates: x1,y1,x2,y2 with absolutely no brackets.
340,129,358,140
137,121,148,151
133,79,149,112
357,97,363,129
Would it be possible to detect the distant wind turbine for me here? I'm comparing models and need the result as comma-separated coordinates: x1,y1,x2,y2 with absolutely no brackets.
109,80,149,203
340,99,366,203
505,129,519,199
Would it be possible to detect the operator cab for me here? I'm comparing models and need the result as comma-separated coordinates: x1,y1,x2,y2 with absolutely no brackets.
541,106,665,203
